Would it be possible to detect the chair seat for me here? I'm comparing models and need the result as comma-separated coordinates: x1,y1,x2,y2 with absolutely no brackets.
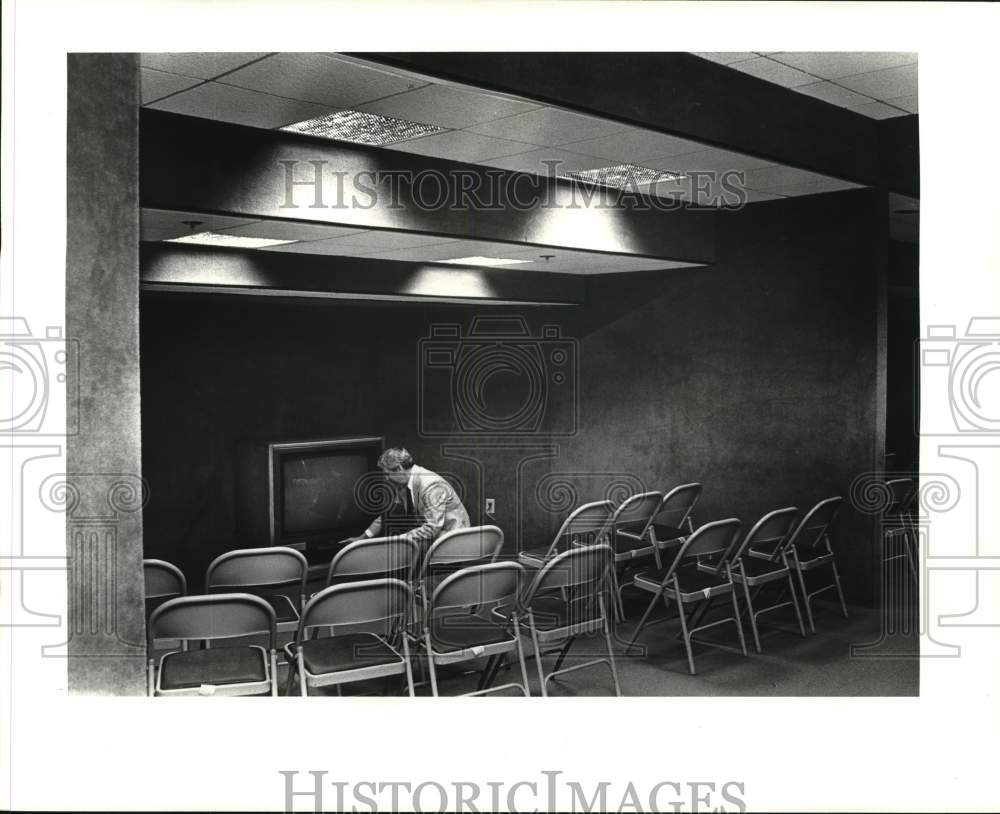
263,593,300,624
296,633,401,676
495,594,599,633
518,547,548,568
429,614,513,653
634,566,733,600
159,646,267,690
701,557,788,584
650,523,688,547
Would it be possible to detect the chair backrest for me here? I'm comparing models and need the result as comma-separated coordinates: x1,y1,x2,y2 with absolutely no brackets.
147,593,276,651
884,478,916,516
609,491,664,545
205,547,307,597
299,578,413,638
143,559,186,602
419,525,503,582
669,518,743,578
655,483,703,530
523,544,614,606
731,507,800,561
537,499,615,561
786,496,844,554
430,562,525,616
326,536,419,586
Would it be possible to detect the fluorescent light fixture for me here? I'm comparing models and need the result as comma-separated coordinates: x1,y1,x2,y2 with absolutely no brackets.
436,256,533,268
564,164,685,189
281,110,446,146
166,232,298,249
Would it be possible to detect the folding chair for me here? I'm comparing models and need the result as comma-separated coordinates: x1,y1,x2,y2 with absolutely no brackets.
284,578,415,697
143,558,186,618
415,525,504,611
628,518,747,675
501,544,622,697
205,547,308,634
325,536,419,588
882,478,918,583
518,500,614,569
147,593,278,697
583,491,663,620
706,507,806,652
422,562,531,697
649,483,702,555
749,496,847,633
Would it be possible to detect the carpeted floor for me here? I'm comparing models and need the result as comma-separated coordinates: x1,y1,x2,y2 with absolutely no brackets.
274,590,919,698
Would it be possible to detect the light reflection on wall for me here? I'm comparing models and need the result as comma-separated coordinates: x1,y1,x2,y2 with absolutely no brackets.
405,266,498,299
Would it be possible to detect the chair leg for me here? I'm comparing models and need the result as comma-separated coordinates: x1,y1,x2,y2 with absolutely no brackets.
424,631,440,697
787,573,807,637
831,561,849,618
270,650,279,697
598,594,623,697
794,564,815,633
552,636,576,673
729,590,748,657
675,594,696,675
626,590,662,651
512,615,532,697
528,611,548,698
401,634,416,697
741,579,762,653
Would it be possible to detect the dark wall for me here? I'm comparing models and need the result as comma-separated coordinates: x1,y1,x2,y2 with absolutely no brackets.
140,189,886,602
565,189,886,603
887,240,920,470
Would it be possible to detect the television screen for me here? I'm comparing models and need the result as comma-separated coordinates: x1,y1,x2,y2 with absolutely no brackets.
280,451,370,536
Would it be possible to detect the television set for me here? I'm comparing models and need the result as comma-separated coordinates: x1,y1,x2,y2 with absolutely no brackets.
236,436,384,553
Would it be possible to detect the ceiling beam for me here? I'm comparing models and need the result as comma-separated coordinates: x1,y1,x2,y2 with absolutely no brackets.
359,52,917,196
141,243,587,305
140,110,716,264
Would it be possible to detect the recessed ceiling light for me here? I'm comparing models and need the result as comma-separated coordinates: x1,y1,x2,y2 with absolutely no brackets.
281,110,446,146
437,256,533,268
564,164,685,189
166,232,298,249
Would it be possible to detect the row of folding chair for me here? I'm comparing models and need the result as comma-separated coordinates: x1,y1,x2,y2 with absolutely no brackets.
626,496,849,674
276,544,621,697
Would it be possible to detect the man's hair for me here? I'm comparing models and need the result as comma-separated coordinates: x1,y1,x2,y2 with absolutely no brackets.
378,447,414,472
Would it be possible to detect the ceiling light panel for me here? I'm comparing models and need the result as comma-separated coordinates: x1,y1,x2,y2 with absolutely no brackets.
166,232,298,249
564,164,683,188
281,110,446,145
436,256,533,267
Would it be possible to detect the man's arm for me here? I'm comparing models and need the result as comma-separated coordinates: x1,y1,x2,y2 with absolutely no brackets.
363,514,383,538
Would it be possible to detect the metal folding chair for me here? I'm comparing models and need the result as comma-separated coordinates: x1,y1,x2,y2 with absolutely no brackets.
415,525,504,612
628,518,747,675
648,483,702,555
143,558,186,618
284,578,415,697
147,593,278,697
707,507,806,652
503,544,622,697
205,547,308,634
749,496,848,632
324,536,419,588
518,500,614,569
584,491,663,620
422,562,531,697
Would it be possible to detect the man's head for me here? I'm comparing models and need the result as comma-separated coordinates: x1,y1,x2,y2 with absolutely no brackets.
378,447,414,487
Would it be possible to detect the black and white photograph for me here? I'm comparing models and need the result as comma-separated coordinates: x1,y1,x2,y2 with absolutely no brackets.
3,1,1000,812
